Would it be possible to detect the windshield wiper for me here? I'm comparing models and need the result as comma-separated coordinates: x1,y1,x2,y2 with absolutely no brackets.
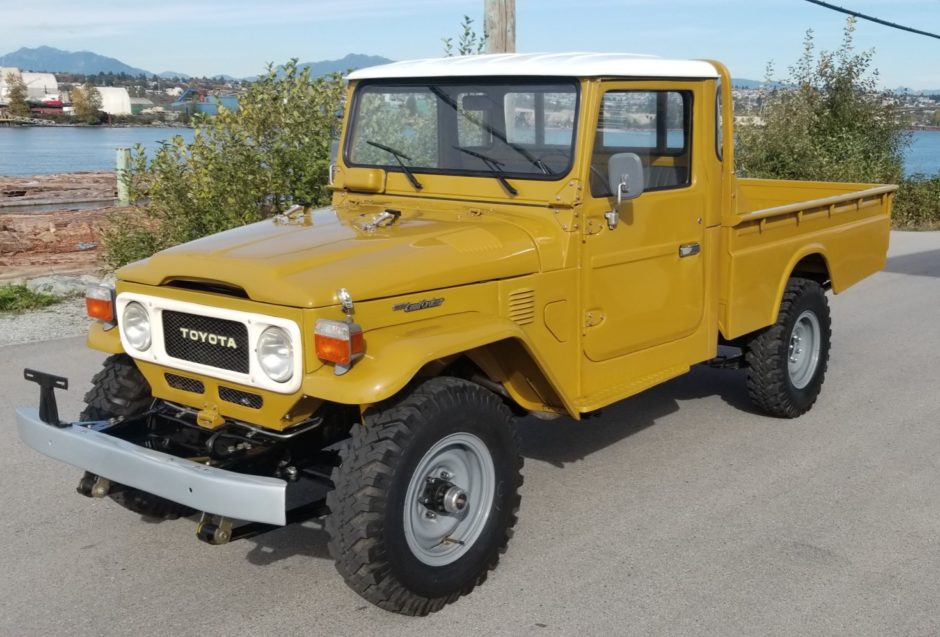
429,86,548,174
365,140,423,190
453,146,518,196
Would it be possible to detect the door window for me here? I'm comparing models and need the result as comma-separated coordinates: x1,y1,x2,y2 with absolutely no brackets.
590,90,692,197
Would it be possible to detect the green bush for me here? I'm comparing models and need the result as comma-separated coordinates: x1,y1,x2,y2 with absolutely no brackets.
0,285,58,312
104,60,345,268
894,175,940,229
736,18,940,228
736,19,908,186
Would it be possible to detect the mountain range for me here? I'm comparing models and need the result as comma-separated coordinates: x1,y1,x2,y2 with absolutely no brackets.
0,46,393,80
0,45,151,76
2,46,937,94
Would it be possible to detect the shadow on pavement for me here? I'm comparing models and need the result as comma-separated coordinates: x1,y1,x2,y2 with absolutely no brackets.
240,363,756,563
243,521,332,565
517,363,756,467
883,248,940,278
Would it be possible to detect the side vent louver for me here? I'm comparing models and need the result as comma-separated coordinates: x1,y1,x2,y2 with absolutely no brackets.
508,288,536,326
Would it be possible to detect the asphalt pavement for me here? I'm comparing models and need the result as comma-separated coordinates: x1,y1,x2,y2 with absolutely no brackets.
1,231,939,636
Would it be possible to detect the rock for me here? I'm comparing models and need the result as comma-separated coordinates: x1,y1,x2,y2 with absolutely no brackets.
51,277,87,297
26,275,90,297
26,276,56,294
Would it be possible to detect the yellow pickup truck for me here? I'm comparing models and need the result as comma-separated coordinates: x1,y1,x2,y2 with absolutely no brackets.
15,53,895,615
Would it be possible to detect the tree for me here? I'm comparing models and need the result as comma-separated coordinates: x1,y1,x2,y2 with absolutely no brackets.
71,84,102,124
443,15,486,56
4,72,30,117
736,18,908,185
104,59,345,268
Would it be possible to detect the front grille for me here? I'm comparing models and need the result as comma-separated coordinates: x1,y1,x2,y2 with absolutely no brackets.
165,373,205,394
219,386,263,409
162,311,249,373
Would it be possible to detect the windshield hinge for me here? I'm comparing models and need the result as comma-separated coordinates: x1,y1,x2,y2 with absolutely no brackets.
552,179,583,208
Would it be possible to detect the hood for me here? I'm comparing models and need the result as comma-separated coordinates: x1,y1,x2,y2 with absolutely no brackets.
117,205,540,307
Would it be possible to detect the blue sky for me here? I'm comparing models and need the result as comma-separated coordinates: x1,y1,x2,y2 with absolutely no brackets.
2,0,938,88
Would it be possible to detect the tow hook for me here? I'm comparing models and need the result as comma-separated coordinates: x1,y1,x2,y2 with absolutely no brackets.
76,471,111,498
196,514,234,545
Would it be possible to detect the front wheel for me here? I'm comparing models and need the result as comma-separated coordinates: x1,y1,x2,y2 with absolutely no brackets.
325,377,523,615
745,278,832,418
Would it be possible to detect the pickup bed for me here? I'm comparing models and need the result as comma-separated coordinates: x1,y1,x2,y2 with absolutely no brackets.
15,53,895,615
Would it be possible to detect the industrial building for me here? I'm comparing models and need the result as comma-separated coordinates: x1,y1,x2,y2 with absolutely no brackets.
169,89,238,116
94,86,131,115
0,67,60,104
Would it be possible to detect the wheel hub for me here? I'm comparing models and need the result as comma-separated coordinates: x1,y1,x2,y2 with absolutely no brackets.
787,310,822,389
402,432,496,566
421,476,469,514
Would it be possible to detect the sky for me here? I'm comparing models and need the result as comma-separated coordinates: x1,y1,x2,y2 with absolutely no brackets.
1,0,938,89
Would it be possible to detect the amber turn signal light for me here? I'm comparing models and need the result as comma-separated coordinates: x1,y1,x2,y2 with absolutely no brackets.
85,285,115,323
315,319,364,371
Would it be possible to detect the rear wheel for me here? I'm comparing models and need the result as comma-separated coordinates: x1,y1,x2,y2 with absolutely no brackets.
745,278,831,418
326,377,523,615
80,354,193,519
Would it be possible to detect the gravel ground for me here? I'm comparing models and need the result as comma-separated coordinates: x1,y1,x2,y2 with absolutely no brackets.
0,296,90,346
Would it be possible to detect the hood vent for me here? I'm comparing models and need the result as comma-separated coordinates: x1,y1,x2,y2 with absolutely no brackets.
508,288,535,326
165,279,249,299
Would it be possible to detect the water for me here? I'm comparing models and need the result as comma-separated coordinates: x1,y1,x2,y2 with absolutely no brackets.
0,127,194,176
904,130,940,176
0,126,937,177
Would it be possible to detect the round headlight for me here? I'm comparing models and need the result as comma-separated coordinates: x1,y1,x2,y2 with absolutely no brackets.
122,301,151,351
257,326,293,382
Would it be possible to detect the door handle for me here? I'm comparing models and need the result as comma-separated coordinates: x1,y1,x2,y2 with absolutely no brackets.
679,243,701,257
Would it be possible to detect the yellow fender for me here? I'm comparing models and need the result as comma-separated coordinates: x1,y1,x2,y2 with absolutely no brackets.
87,322,124,354
767,243,833,325
301,312,528,406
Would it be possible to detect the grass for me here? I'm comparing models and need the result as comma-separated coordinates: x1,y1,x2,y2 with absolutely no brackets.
0,284,60,312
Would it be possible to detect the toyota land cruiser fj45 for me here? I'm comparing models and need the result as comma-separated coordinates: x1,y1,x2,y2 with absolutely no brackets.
15,53,896,615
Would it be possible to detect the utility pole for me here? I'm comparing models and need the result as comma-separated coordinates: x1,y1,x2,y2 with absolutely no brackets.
484,0,516,53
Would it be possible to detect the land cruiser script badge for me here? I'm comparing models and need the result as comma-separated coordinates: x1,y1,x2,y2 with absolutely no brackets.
393,298,445,313
178,327,238,349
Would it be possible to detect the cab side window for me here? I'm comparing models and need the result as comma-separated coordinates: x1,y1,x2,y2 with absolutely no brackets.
590,90,692,197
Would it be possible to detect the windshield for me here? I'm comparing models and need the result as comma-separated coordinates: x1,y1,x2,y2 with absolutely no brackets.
346,80,579,180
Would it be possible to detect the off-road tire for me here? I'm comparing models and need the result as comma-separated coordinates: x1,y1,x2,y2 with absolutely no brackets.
745,278,831,418
80,354,154,420
80,354,194,520
325,377,523,615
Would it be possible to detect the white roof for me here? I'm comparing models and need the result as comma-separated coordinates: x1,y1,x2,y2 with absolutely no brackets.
95,86,132,115
346,53,719,81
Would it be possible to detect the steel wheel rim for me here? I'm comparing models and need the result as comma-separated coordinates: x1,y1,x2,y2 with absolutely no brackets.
403,432,496,566
788,310,821,389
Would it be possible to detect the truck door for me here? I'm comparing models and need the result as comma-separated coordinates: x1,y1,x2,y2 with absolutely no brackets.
581,82,706,363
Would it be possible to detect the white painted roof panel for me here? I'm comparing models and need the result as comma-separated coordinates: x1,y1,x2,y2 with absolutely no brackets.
346,53,719,81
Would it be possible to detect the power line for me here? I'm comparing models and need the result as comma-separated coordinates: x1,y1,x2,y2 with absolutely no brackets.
803,0,940,41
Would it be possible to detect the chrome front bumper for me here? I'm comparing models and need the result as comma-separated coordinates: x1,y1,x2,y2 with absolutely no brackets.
15,407,287,525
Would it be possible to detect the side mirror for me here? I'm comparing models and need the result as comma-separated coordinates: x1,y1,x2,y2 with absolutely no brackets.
608,152,645,206
329,139,340,185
